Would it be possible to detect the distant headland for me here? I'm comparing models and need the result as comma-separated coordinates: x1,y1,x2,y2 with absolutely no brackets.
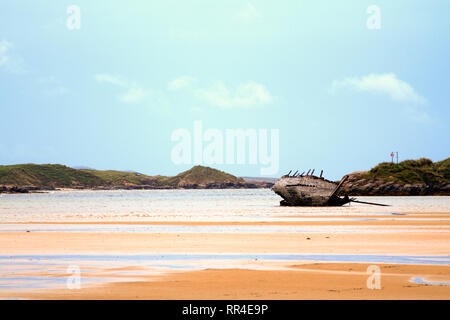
0,157,449,195
0,164,273,193
341,157,450,196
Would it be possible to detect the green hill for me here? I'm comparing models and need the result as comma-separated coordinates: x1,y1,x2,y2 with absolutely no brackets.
80,169,163,187
164,165,244,187
360,157,450,185
0,164,165,189
0,164,249,190
0,164,104,188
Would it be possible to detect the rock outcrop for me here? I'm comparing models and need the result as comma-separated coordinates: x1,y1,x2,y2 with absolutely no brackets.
341,172,450,196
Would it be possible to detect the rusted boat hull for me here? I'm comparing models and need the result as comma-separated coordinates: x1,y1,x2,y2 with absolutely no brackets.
272,174,350,207
278,194,350,206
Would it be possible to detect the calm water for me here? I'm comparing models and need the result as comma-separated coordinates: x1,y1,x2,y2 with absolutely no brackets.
1,190,449,294
1,189,449,222
0,254,449,291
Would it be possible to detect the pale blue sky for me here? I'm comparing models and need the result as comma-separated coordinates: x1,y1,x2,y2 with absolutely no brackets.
1,1,449,179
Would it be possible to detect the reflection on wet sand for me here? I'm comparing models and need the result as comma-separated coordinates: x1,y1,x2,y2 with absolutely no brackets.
0,190,449,299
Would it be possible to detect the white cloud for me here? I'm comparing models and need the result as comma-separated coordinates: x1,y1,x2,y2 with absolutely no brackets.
46,87,69,96
0,40,12,66
405,106,432,124
95,73,273,108
168,76,197,91
119,87,148,103
94,73,148,103
196,81,273,108
0,40,26,74
37,76,69,96
94,74,128,87
37,76,57,84
332,73,426,105
235,2,261,22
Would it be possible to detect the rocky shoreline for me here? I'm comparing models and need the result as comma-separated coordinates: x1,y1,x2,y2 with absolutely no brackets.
341,173,450,196
3,178,450,195
0,186,43,194
0,181,274,194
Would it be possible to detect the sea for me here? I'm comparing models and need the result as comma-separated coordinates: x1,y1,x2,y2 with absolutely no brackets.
0,190,449,293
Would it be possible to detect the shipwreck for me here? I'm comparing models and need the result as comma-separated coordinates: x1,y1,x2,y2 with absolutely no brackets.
272,169,387,207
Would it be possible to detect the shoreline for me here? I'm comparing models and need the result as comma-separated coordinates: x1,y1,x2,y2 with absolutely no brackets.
1,263,449,300
2,220,450,226
2,230,449,256
2,187,450,196
3,190,450,197
0,193,448,299
0,186,272,194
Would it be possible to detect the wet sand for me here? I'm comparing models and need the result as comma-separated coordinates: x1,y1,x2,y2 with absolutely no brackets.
4,219,450,226
2,263,449,300
0,196,449,300
1,225,449,299
1,231,450,255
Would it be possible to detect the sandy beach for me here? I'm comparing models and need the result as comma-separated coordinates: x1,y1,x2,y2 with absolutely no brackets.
1,222,450,299
0,191,449,299
3,263,448,300
1,230,450,255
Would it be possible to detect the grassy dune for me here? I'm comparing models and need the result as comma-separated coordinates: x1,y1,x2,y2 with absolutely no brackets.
165,165,244,187
0,164,103,187
0,164,244,189
80,169,163,187
361,157,450,185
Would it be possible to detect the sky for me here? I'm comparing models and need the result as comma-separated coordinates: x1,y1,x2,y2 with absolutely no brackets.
1,1,449,179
